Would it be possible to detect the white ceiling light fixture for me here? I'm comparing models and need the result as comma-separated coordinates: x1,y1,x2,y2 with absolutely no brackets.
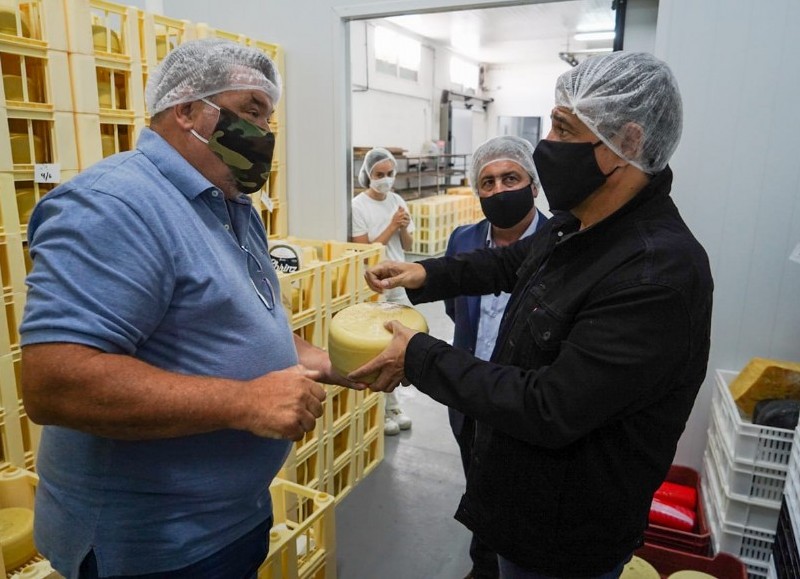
574,31,615,41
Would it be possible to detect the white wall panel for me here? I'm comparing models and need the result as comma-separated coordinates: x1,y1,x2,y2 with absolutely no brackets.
660,0,800,469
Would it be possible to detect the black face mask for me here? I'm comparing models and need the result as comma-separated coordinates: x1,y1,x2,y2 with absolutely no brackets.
479,184,534,229
533,140,617,211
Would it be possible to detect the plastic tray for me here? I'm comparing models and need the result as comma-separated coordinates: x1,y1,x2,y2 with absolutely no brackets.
635,542,746,578
644,464,711,555
702,451,777,567
705,427,781,530
714,370,795,469
708,412,786,505
258,478,336,579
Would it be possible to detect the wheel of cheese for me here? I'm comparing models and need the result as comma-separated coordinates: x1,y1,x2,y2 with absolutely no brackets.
0,507,36,571
667,571,718,579
328,302,428,383
620,556,660,579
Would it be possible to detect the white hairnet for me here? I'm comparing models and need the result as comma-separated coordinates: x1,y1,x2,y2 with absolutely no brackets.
555,51,682,174
146,38,282,115
358,147,397,188
469,135,538,195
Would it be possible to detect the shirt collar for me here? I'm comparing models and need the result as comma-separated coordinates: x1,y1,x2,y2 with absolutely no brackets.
136,127,218,200
485,210,540,248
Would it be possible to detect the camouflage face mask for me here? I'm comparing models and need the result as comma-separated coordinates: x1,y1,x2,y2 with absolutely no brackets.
193,98,274,194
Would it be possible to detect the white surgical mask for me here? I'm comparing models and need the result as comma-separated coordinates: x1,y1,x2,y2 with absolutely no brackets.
371,176,394,195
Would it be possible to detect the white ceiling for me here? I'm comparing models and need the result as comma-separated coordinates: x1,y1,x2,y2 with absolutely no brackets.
384,0,616,65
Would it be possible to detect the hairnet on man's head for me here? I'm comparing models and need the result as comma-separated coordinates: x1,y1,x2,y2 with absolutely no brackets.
358,147,397,188
145,38,282,115
469,136,538,195
555,51,682,174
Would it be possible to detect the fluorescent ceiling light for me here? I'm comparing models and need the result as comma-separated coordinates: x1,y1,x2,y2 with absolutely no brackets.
574,31,615,41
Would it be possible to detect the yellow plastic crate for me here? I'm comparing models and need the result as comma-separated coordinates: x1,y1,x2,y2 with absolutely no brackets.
277,261,324,331
194,22,247,45
68,52,144,118
0,360,26,468
137,10,195,72
0,234,26,296
0,466,44,573
322,253,357,314
3,108,80,172
291,314,327,350
323,385,355,437
0,0,69,51
278,440,327,495
2,291,24,353
327,451,355,504
354,390,382,446
8,559,58,578
258,478,336,579
1,47,72,113
0,173,21,235
326,241,383,303
356,430,384,482
330,417,354,469
65,0,141,60
267,198,286,240
247,37,280,61
2,168,74,236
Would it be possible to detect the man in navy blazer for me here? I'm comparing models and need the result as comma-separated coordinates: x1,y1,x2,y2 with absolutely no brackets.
444,135,547,579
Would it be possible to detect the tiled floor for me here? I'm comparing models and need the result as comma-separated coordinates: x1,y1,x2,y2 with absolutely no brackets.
335,296,475,579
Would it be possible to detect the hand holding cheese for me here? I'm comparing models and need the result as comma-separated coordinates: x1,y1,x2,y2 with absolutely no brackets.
364,260,427,294
329,302,428,390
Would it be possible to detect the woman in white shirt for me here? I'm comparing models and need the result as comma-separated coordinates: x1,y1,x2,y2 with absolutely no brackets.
351,147,415,436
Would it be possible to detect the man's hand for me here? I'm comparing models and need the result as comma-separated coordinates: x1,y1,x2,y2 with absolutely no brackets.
364,261,426,294
347,321,419,392
294,335,368,391
242,365,327,440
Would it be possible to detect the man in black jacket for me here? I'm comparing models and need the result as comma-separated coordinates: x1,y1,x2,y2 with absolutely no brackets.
351,51,713,578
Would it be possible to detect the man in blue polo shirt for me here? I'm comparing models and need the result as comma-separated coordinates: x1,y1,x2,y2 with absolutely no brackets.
20,38,356,579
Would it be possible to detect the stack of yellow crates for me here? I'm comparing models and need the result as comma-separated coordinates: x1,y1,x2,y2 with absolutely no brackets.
407,194,482,256
272,238,386,508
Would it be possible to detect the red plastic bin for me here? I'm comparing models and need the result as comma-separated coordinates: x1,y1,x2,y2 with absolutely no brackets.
634,543,747,578
644,465,712,555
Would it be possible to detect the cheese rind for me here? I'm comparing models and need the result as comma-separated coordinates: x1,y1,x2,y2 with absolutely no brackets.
620,556,659,579
730,357,800,416
328,302,428,383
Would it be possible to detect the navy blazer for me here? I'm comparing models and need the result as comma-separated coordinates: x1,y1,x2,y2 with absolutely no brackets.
444,210,548,435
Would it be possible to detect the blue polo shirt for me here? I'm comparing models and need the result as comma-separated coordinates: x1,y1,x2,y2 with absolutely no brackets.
20,128,296,577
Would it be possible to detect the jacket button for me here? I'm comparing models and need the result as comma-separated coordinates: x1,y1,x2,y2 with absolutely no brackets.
542,331,551,341
538,282,546,290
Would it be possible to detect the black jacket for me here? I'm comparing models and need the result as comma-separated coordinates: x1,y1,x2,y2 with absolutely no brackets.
405,168,713,576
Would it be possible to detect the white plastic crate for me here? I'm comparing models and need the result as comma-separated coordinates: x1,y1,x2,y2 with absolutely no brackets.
714,370,795,469
767,557,778,579
708,410,787,504
705,437,781,530
781,475,800,578
703,450,778,566
745,557,771,579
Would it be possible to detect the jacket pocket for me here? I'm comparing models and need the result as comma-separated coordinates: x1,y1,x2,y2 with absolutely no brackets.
526,306,570,352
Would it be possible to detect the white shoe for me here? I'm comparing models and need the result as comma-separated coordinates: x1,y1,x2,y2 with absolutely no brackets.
384,415,400,436
387,406,412,430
